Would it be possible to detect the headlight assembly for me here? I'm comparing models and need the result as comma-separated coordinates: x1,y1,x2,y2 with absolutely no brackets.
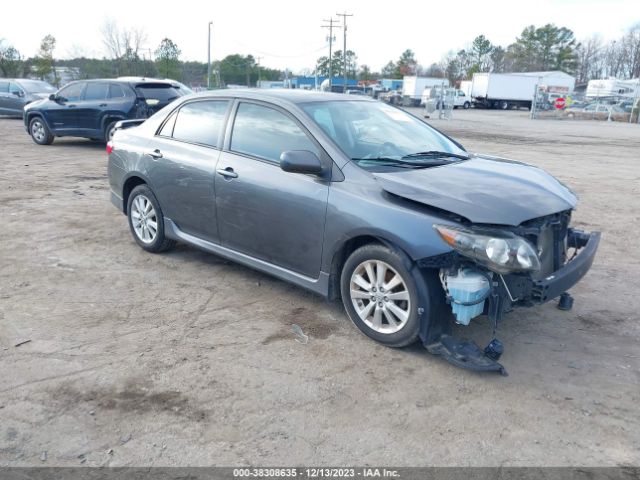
434,224,540,274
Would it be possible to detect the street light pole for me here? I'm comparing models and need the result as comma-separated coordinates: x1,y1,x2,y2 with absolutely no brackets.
207,21,213,89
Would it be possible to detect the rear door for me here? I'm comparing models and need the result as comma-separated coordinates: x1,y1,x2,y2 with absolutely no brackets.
215,101,330,278
146,99,230,242
7,82,26,114
76,82,109,135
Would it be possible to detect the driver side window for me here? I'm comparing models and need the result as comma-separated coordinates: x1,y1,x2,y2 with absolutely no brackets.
58,82,85,102
9,83,23,95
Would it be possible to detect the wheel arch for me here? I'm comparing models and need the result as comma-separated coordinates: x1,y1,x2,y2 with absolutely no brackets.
122,173,151,215
327,233,415,300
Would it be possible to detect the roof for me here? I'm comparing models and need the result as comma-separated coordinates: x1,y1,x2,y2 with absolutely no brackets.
190,88,373,105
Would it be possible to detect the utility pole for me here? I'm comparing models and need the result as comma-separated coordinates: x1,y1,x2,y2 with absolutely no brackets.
207,21,213,89
336,12,353,93
256,56,262,88
321,18,340,91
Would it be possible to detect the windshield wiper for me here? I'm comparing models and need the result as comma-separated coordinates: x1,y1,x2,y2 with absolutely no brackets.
351,157,446,168
402,151,469,160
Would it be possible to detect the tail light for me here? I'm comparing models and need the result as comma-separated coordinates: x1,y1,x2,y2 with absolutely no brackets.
106,142,114,155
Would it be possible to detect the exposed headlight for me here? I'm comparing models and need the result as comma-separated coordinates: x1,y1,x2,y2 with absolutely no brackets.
434,224,540,274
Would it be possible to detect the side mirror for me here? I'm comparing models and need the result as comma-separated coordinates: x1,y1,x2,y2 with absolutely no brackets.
280,150,323,175
49,94,57,101
13,90,24,98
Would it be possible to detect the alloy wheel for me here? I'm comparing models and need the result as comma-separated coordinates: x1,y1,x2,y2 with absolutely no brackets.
31,120,46,142
130,194,158,244
349,260,411,334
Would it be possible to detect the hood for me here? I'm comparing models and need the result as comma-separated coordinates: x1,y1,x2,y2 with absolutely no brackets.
372,155,577,226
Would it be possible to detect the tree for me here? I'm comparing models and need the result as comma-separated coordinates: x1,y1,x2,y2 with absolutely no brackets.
490,46,507,73
315,50,357,78
506,24,578,73
358,64,373,81
0,40,23,77
397,49,418,76
471,35,494,72
380,61,397,77
35,35,57,84
101,19,147,76
155,38,181,79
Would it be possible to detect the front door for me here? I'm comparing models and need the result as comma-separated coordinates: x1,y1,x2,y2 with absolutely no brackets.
146,99,230,242
215,101,330,279
45,82,85,132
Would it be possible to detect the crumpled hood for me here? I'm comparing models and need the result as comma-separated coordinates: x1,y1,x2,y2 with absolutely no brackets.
372,155,577,226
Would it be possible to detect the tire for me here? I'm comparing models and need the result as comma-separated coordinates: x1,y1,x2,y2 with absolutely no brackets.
104,121,118,143
340,243,420,347
127,184,176,253
499,101,509,110
463,101,470,109
29,117,54,145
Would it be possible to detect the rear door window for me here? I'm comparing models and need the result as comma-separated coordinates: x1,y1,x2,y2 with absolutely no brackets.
171,100,229,147
230,102,319,163
84,83,109,100
109,84,129,99
0,80,9,93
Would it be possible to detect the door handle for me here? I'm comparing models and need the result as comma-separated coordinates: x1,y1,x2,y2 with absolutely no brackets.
145,149,163,159
68,104,76,108
99,103,108,107
216,167,238,179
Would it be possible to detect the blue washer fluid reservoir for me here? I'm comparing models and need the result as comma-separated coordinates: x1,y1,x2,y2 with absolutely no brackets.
444,269,491,326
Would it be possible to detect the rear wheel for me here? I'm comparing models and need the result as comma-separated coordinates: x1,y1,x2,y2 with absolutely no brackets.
127,185,176,253
340,244,420,347
499,100,509,110
104,121,118,143
29,117,54,145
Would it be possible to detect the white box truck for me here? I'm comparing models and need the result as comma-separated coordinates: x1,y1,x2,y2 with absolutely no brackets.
471,71,575,110
471,73,539,109
402,76,449,106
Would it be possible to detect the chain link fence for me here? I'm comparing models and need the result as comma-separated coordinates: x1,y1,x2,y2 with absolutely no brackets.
532,87,640,123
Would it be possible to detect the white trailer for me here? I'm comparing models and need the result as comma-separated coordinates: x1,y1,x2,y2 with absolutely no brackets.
586,77,640,99
471,71,575,110
402,76,449,106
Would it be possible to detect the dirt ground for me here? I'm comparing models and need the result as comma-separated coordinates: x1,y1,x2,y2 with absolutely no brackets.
1,109,639,467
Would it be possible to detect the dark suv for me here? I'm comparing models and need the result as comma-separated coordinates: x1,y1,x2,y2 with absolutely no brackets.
23,79,186,145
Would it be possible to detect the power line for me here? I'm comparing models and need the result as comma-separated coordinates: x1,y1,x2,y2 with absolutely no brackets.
336,12,353,93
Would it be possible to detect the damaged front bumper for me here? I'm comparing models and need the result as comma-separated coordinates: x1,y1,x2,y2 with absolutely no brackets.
419,228,600,375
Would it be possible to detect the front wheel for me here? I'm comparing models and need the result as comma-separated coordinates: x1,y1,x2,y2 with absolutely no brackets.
463,101,470,109
127,185,176,253
340,244,420,347
29,117,54,145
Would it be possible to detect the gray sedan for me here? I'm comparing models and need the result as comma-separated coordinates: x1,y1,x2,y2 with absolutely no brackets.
0,79,56,116
107,90,599,374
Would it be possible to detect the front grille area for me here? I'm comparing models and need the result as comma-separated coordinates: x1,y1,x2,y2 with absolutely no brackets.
517,211,571,280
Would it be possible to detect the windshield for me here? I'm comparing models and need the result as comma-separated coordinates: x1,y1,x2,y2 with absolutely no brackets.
300,100,466,167
18,80,56,93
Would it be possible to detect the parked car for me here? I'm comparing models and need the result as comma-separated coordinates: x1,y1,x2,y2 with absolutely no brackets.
107,90,600,374
0,79,56,116
566,103,626,121
23,79,185,145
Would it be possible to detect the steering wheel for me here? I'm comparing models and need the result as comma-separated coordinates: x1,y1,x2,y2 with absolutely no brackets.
377,141,399,157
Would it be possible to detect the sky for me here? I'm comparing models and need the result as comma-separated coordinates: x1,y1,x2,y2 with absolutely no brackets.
1,0,638,73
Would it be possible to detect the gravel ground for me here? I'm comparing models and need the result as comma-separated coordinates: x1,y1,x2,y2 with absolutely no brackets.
0,109,639,467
